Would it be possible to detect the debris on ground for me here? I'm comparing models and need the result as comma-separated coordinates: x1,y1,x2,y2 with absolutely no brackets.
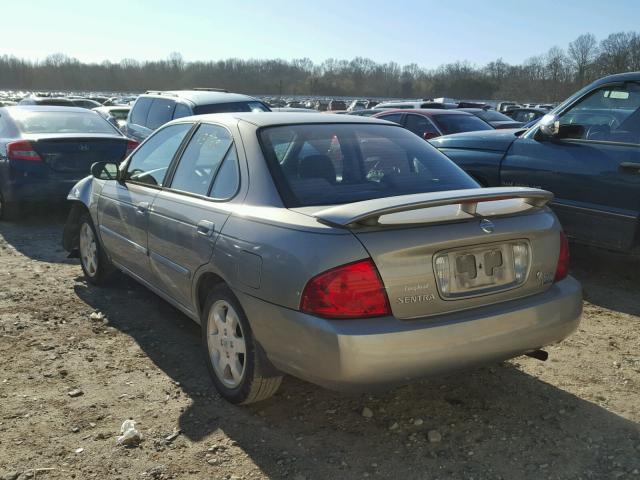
116,419,142,447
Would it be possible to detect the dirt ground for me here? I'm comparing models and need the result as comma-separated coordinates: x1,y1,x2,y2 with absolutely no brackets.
0,212,639,480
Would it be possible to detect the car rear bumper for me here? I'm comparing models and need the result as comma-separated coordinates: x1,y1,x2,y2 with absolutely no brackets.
2,177,81,204
237,276,582,391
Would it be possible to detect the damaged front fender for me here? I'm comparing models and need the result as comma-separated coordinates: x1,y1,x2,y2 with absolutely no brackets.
67,175,95,206
63,176,104,255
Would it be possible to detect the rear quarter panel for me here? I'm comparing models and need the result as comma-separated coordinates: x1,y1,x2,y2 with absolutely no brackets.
212,214,369,310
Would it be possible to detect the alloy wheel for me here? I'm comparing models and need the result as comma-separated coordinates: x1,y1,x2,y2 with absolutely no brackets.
79,223,98,277
207,300,247,388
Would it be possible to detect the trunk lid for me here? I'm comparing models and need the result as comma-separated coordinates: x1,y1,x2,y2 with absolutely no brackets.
303,188,561,319
25,134,128,174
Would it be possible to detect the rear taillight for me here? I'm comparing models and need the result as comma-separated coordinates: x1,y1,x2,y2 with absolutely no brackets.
300,259,390,319
6,140,42,161
554,231,570,282
125,139,139,158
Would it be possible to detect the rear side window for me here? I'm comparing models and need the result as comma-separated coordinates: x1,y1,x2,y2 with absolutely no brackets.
259,123,477,207
210,148,240,199
377,113,403,124
125,123,193,186
405,114,440,137
130,97,153,125
170,124,233,196
146,98,176,130
173,103,192,119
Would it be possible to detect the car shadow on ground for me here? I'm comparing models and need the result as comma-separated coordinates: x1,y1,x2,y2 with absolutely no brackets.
73,275,640,479
0,208,71,264
570,243,640,317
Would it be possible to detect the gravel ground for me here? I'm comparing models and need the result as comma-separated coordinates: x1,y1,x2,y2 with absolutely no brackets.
0,213,639,480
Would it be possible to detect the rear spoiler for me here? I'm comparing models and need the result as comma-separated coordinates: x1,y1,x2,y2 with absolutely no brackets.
313,187,553,227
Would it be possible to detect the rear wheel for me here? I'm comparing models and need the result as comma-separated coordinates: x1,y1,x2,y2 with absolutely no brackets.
78,212,113,285
202,285,282,404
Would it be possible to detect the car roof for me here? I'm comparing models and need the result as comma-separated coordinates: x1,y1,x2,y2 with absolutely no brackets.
592,71,640,85
376,108,473,116
3,105,95,114
141,90,260,106
94,105,130,111
170,112,390,128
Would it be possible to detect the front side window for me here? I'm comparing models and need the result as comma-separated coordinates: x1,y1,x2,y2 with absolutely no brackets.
125,123,193,186
259,123,477,207
170,124,233,196
558,82,640,144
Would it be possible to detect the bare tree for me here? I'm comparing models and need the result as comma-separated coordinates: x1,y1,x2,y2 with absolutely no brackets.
597,32,633,74
0,30,638,101
568,33,598,86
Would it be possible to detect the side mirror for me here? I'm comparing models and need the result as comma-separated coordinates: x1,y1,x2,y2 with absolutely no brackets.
91,161,120,181
423,131,440,140
538,114,560,137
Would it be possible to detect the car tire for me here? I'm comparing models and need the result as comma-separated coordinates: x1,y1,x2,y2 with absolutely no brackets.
0,192,20,221
78,211,113,285
202,284,282,404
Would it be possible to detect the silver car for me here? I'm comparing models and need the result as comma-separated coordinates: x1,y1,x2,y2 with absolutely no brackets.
63,113,582,404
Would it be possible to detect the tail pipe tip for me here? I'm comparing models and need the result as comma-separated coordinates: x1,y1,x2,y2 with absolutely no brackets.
525,349,549,361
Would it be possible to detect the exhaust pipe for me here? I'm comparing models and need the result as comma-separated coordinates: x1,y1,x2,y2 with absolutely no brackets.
525,349,548,361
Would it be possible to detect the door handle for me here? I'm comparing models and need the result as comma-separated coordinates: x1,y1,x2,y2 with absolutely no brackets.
196,220,215,237
136,201,149,215
619,162,640,173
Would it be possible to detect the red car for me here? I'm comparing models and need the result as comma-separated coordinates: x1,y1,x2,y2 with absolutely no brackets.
373,109,494,139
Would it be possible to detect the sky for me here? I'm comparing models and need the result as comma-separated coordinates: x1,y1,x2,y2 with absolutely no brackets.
4,0,640,68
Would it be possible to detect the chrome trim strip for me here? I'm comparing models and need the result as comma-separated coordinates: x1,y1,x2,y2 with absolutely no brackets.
551,201,638,220
149,251,191,278
99,224,147,255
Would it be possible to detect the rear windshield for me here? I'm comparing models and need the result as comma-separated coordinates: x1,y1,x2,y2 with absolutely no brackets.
108,109,130,120
432,114,494,135
475,110,514,122
193,101,270,114
259,123,477,207
12,111,118,134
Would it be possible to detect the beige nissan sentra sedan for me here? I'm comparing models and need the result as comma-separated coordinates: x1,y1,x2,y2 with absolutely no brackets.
63,113,582,404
